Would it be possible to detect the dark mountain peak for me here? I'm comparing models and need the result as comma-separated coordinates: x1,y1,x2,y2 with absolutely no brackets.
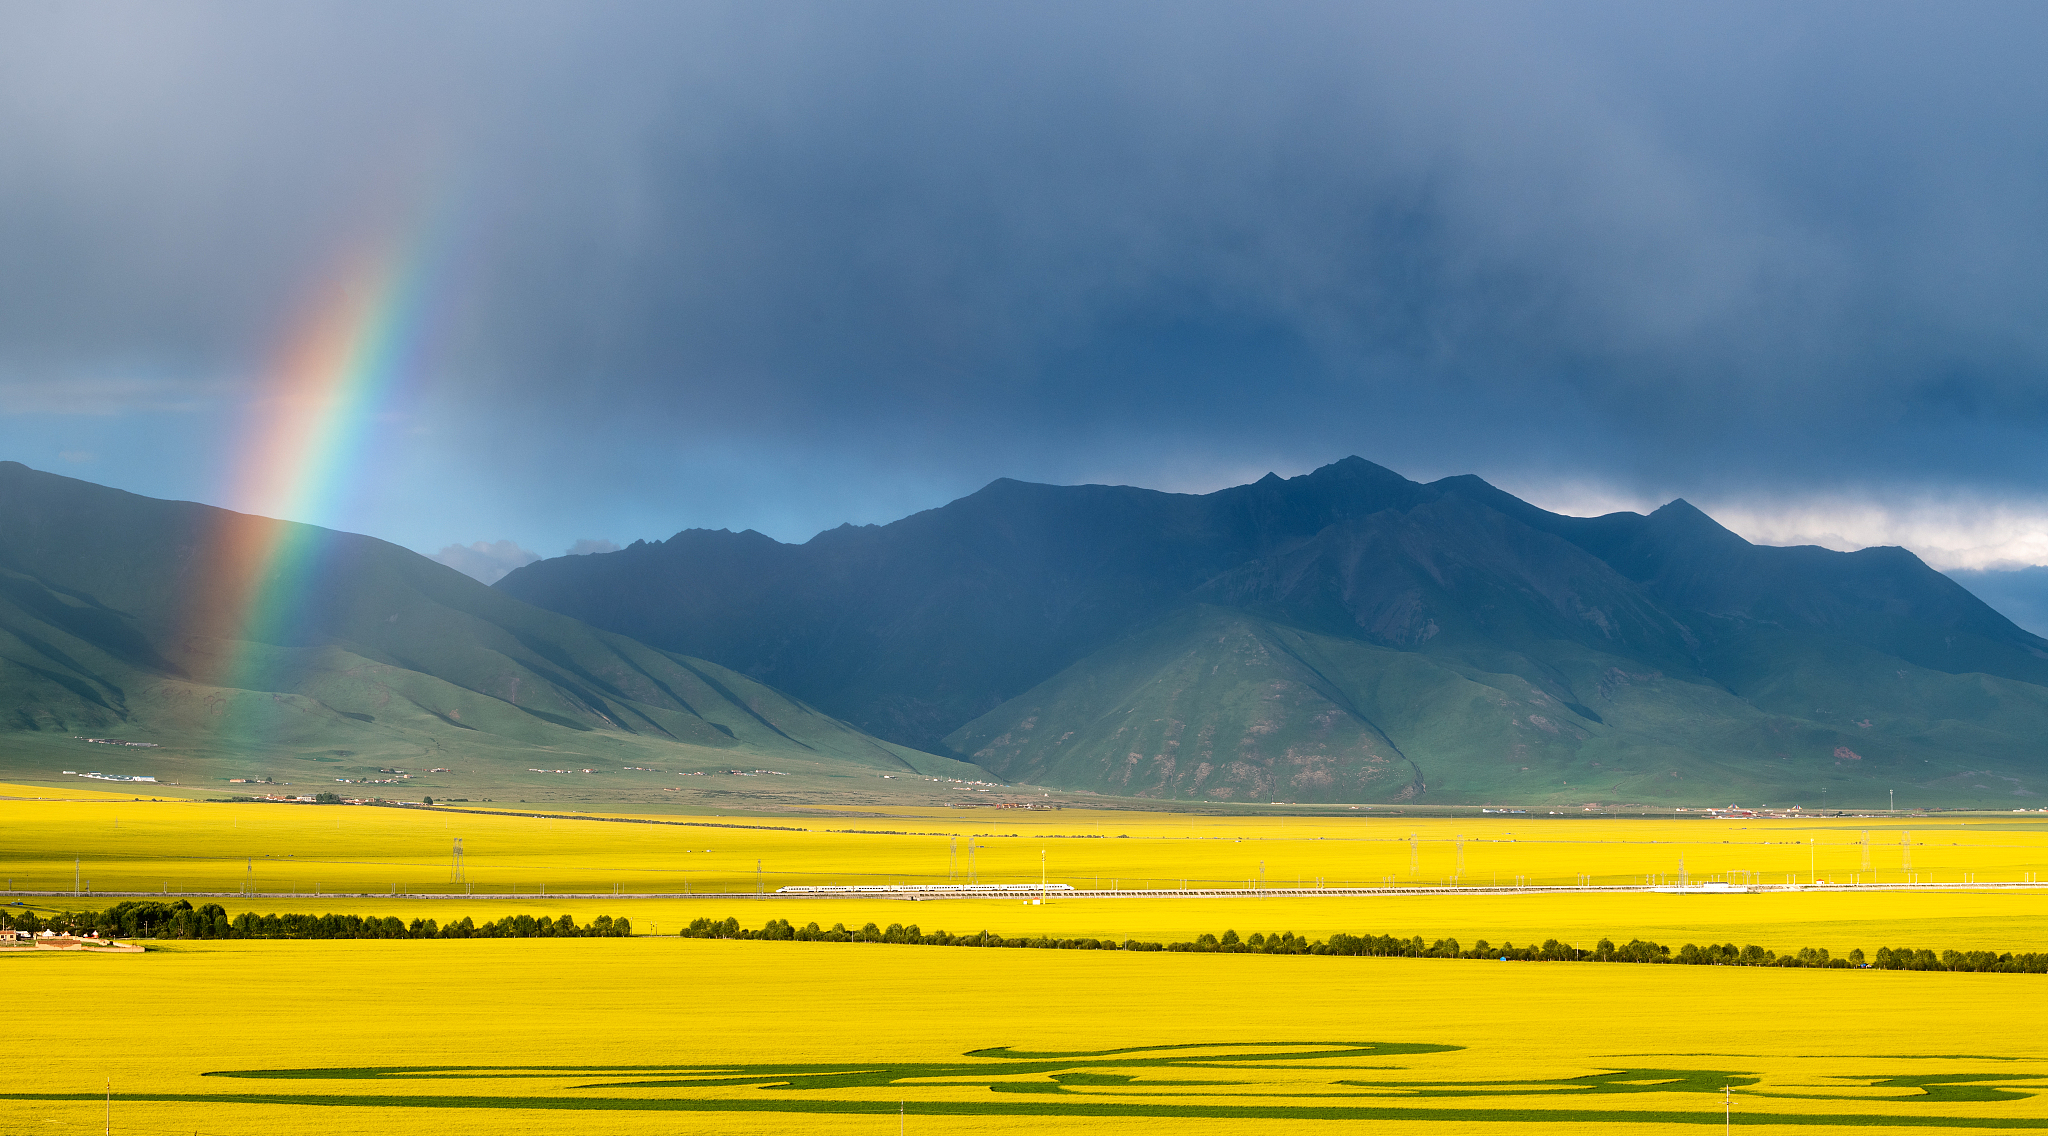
660,526,786,546
1843,543,1917,563
1320,455,1387,471
1651,497,1733,528
1212,455,1429,522
909,475,1152,529
1298,455,1413,489
975,476,1033,491
1641,498,1752,555
958,475,1064,502
1430,472,1498,493
1429,472,1550,518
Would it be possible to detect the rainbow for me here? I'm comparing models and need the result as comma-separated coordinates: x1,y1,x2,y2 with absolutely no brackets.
181,228,444,689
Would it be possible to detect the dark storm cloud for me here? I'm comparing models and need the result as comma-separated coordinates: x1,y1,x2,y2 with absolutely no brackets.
5,1,2048,548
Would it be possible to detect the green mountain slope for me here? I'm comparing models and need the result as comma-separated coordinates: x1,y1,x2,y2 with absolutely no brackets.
948,606,2048,807
943,607,1423,803
0,462,979,789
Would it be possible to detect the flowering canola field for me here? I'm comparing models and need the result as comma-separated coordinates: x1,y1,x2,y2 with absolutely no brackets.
7,936,2048,1135
7,790,2048,953
10,791,2048,1133
7,791,2044,894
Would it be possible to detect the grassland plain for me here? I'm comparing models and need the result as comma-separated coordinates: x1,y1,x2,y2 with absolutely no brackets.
0,733,1024,814
8,937,2048,1135
8,788,2048,954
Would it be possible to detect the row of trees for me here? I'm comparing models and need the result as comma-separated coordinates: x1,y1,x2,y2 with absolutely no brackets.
681,916,1164,951
2,902,630,940
1870,946,2048,972
676,915,2048,972
12,904,2037,970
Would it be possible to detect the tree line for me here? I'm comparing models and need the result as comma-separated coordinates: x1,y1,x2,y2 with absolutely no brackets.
680,916,2048,972
2,901,630,940
10,903,2035,970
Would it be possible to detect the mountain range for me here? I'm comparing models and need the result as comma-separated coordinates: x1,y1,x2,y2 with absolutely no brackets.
498,458,2048,808
6,456,2044,809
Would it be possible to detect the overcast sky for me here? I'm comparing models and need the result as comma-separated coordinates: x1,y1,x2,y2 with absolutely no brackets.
4,1,2047,592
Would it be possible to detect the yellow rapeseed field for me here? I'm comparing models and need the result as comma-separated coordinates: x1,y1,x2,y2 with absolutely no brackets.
7,936,2048,1135
10,790,2048,1133
6,789,2048,952
7,790,2044,893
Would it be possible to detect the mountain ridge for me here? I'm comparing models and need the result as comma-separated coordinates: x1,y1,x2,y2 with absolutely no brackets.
499,457,2048,806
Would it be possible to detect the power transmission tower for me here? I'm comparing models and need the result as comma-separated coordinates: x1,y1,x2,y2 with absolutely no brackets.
450,838,464,885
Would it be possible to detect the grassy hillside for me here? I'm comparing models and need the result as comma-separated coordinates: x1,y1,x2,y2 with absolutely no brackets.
949,605,2048,809
943,607,1424,803
0,462,983,795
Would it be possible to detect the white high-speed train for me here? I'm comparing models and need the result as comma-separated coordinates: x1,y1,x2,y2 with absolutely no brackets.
775,883,1076,894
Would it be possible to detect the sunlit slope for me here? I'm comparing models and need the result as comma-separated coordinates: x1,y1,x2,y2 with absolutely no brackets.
0,462,976,782
945,607,1425,802
9,938,2048,1135
949,605,2048,806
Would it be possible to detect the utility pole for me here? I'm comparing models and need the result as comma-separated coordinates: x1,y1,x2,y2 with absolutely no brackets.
75,858,80,896
757,860,764,897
